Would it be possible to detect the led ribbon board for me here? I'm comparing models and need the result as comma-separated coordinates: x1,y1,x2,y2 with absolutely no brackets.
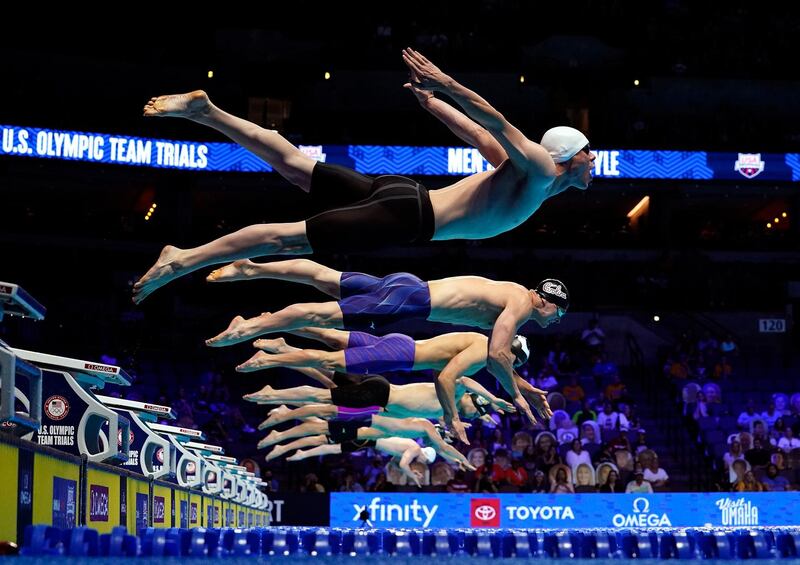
2,125,798,180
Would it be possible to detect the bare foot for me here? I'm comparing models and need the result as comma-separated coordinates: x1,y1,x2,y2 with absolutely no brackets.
253,337,290,353
206,314,267,348
207,260,261,283
236,351,273,372
257,430,282,449
258,405,291,430
132,245,186,303
285,450,305,462
143,90,211,119
242,384,275,404
265,444,288,462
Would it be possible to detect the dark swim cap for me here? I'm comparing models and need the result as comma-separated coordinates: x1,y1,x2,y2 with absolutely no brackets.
510,335,531,367
535,279,570,313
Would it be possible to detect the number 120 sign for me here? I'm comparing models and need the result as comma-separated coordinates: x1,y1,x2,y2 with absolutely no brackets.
759,319,786,333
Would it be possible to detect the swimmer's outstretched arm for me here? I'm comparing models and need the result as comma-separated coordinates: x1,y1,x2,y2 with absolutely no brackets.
457,376,516,413
434,344,486,444
405,71,507,167
403,48,552,174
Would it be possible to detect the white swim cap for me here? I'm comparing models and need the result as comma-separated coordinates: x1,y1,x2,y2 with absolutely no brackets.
420,446,437,464
541,126,590,163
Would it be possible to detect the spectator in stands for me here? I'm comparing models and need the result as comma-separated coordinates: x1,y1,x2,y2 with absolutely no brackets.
719,335,739,357
598,401,630,432
742,470,765,492
744,437,770,468
301,473,326,493
739,431,753,452
364,456,386,488
467,448,488,477
608,432,633,454
447,471,471,493
546,339,569,370
751,419,768,440
770,418,787,443
771,451,787,471
762,463,790,492
490,428,506,453
566,438,593,471
737,400,759,430
692,390,709,420
193,384,212,415
572,399,597,426
556,416,580,445
340,472,365,492
599,469,621,493
667,354,690,380
536,444,561,476
761,401,781,428
581,319,606,353
776,427,800,451
713,355,733,379
511,431,533,460
723,440,745,472
369,473,389,492
774,393,791,417
550,466,575,494
506,459,529,488
535,364,559,391
470,427,488,450
643,458,669,489
580,421,602,448
730,460,747,490
474,472,498,493
625,467,653,493
604,374,628,406
491,450,513,484
574,463,597,493
633,429,649,454
562,375,585,404
789,394,800,432
530,470,549,493
594,446,615,467
262,469,278,492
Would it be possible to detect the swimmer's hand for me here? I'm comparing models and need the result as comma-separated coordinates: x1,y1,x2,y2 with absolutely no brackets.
447,417,470,445
522,386,554,425
514,394,538,426
404,69,434,104
402,48,451,92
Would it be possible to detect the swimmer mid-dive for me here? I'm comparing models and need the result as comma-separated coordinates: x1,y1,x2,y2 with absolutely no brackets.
267,435,434,487
255,412,474,470
133,48,594,303
201,258,568,428
237,327,546,442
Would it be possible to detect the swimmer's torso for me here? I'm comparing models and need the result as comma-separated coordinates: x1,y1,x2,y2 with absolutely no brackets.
430,160,555,240
427,276,532,328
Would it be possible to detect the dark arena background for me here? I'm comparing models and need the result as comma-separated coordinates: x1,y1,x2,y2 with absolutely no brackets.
2,5,800,562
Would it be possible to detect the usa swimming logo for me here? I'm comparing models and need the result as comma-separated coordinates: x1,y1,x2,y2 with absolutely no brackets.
734,153,765,179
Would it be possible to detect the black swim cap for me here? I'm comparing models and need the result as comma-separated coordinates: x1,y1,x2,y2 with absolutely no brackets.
535,279,570,312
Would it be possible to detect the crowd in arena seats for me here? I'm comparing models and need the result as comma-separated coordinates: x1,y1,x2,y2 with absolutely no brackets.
666,330,800,492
